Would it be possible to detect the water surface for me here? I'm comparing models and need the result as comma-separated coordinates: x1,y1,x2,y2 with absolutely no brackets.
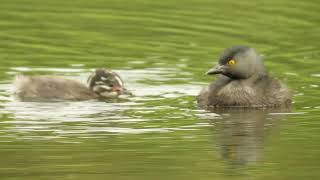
0,0,320,179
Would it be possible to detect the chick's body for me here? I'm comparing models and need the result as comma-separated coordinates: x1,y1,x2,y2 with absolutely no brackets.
14,75,97,101
14,69,127,102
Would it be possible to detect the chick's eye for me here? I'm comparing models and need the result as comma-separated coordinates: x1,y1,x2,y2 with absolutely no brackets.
228,59,236,65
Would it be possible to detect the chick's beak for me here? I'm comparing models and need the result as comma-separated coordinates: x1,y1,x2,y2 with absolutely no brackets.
206,64,225,75
112,85,124,94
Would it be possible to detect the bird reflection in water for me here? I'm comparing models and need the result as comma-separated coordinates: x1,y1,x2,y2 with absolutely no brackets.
209,108,288,168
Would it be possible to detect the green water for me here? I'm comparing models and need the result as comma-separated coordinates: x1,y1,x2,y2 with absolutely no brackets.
0,0,320,179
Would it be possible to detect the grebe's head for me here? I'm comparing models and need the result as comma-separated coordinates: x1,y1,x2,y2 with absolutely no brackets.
88,69,129,98
207,46,265,79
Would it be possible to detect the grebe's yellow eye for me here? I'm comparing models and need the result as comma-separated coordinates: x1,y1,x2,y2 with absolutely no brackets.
228,59,236,65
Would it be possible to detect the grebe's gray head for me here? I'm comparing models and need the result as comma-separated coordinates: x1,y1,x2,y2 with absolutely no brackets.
207,46,266,79
87,69,128,98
